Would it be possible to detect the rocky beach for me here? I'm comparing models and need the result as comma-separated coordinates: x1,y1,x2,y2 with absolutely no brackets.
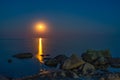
1,49,120,80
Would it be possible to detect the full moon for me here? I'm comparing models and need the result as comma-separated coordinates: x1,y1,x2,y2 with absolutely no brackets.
34,22,46,33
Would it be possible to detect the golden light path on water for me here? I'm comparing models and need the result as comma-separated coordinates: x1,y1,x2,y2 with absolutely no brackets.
36,38,44,63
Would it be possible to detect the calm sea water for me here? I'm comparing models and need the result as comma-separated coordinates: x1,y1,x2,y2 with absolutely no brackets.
0,37,120,78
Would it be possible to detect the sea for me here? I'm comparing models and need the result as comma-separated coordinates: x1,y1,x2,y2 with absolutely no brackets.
0,36,120,78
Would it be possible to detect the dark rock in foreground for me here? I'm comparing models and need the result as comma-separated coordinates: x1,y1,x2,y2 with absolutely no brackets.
62,54,85,70
13,53,33,59
108,58,120,68
0,75,9,80
44,54,68,67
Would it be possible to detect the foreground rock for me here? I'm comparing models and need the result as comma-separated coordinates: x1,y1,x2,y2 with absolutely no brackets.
44,54,68,67
81,49,111,70
79,63,95,75
99,73,120,80
62,54,85,70
13,53,33,59
108,58,120,68
0,75,9,80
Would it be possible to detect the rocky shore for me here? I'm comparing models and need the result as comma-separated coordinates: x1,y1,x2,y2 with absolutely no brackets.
1,49,120,80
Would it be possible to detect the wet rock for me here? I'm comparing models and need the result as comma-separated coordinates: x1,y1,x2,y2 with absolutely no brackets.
0,75,9,80
99,77,105,80
44,54,68,68
81,63,95,75
53,70,66,78
8,59,12,63
13,53,33,59
54,54,68,64
107,73,120,80
62,54,85,70
44,59,58,67
108,58,120,68
81,49,111,69
65,70,79,78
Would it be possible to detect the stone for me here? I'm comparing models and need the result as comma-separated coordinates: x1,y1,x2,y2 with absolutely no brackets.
99,77,105,80
107,74,120,80
81,63,95,75
108,58,120,68
53,70,66,78
0,75,9,80
13,53,33,59
8,59,12,63
54,54,68,64
44,54,68,68
44,59,58,67
62,54,85,70
81,49,111,69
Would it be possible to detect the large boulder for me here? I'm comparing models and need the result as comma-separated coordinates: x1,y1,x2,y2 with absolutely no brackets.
44,54,68,67
62,54,85,70
44,58,58,67
13,53,33,59
80,63,95,75
81,49,111,69
54,54,68,64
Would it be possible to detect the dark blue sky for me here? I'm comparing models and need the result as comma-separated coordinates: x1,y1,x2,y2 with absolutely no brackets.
0,0,120,38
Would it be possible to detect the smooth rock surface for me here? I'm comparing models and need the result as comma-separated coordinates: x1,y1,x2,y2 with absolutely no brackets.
62,54,85,70
81,63,95,75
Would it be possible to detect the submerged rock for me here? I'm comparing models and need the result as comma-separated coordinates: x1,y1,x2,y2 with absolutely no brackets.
8,59,12,63
13,53,33,59
62,54,85,70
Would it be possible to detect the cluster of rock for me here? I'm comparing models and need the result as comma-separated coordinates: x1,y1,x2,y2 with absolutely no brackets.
43,49,120,79
2,49,120,80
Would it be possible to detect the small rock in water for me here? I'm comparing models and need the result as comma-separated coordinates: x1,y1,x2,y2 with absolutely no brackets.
8,59,12,63
13,53,33,59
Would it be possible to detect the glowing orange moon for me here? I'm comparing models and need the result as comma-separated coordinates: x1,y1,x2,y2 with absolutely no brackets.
34,22,47,33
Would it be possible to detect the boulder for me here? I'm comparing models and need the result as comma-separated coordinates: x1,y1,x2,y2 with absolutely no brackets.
54,54,68,64
80,63,95,75
108,58,120,68
44,54,68,68
62,54,85,70
44,58,58,67
81,49,111,69
13,53,33,59
0,75,9,80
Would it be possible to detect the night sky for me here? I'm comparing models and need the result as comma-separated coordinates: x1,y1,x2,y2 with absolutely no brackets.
0,0,120,38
